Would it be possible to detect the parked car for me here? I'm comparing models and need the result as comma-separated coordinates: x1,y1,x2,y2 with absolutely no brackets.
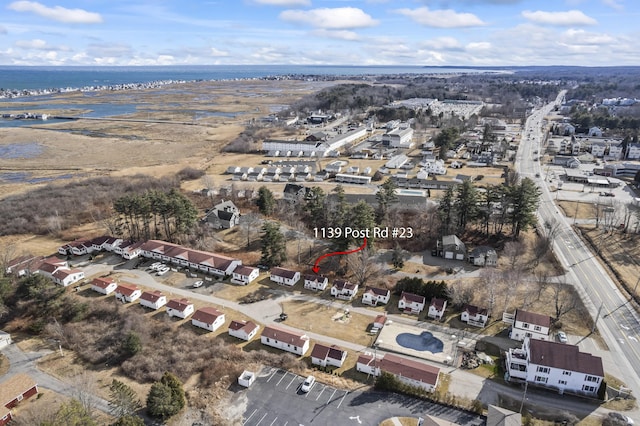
149,262,163,270
192,280,203,288
279,313,288,321
156,267,170,276
556,331,568,343
301,376,315,393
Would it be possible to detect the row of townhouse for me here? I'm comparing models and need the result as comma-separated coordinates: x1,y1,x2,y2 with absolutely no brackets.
35,257,85,287
90,277,260,338
357,352,440,392
270,269,365,302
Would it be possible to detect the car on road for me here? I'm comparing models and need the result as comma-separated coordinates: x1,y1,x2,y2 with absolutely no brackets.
156,267,170,276
301,375,315,393
556,331,568,343
279,313,288,321
535,173,540,178
192,280,203,288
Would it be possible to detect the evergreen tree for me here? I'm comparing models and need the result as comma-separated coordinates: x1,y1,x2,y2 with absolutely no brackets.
437,186,456,236
303,186,327,227
42,399,97,426
256,186,275,216
375,178,398,225
260,222,287,267
108,379,142,418
454,180,479,232
146,372,185,420
506,178,541,238
111,415,145,426
391,243,405,269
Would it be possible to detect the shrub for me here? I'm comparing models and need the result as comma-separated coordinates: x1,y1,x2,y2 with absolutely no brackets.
177,167,205,181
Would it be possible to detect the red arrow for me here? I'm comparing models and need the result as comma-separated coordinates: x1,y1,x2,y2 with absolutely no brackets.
311,237,367,274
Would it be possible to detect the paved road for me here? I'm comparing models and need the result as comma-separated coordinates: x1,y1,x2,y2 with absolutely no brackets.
518,93,640,418
2,343,112,416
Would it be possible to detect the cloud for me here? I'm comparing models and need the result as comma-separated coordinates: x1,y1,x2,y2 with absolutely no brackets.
279,7,378,29
210,47,229,57
311,29,360,41
395,7,485,28
521,10,597,26
466,41,492,50
15,38,69,51
420,36,463,51
602,0,623,10
562,29,615,45
0,25,7,34
252,0,311,5
7,1,103,24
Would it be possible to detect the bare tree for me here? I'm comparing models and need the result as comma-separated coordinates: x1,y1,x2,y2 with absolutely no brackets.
240,212,261,249
0,243,17,277
550,280,579,322
347,248,381,287
503,240,526,270
201,174,216,196
479,268,501,316
534,270,550,300
446,280,474,309
71,370,98,418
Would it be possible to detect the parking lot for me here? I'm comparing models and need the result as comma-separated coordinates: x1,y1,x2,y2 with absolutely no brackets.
239,368,485,426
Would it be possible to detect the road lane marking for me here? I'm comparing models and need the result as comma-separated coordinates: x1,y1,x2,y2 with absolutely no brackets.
316,385,326,401
266,369,278,382
255,412,268,426
269,417,279,426
276,372,288,386
286,375,297,389
337,391,349,408
327,388,337,404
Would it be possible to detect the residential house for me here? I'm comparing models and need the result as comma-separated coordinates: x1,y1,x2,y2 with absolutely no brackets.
204,200,240,229
427,298,447,320
90,277,118,295
310,343,348,368
303,274,329,291
119,241,144,260
69,240,93,256
552,155,581,168
590,142,606,158
509,309,551,341
5,255,41,277
461,304,489,328
51,268,85,287
36,257,68,278
115,283,142,303
231,265,259,285
398,292,425,314
356,353,440,392
371,314,387,333
588,127,603,137
139,291,167,310
166,298,195,319
269,267,300,286
506,337,604,397
283,183,310,201
139,240,241,277
90,235,111,252
191,307,226,332
468,246,498,266
0,331,11,350
628,143,640,160
487,405,521,426
438,235,466,260
260,325,310,355
330,280,359,301
228,320,260,341
361,286,391,306
607,143,624,160
0,374,38,426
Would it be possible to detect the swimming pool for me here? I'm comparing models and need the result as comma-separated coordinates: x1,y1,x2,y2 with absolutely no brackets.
396,331,444,353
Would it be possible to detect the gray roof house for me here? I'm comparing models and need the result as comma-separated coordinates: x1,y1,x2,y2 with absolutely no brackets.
438,235,466,261
468,246,498,266
203,200,240,229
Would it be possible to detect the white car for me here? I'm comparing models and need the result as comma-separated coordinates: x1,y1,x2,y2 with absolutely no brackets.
156,267,170,276
301,375,315,393
149,262,164,270
192,280,203,288
556,331,568,343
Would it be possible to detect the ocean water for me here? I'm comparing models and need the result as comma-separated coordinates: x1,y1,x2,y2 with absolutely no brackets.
0,65,488,92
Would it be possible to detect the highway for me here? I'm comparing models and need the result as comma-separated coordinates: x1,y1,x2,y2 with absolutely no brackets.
517,91,640,406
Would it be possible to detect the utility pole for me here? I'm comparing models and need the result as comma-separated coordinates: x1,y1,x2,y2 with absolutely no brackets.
592,302,604,333
519,381,529,414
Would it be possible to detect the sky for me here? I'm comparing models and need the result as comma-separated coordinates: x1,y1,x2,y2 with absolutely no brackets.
0,0,638,67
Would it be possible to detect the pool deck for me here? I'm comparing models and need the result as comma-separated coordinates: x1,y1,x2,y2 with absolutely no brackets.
375,321,459,365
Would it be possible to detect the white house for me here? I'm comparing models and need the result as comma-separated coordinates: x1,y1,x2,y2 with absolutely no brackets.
231,265,259,285
52,268,84,287
228,320,260,341
204,200,240,229
509,309,551,341
269,267,300,286
115,283,142,303
356,353,440,392
139,290,167,310
5,255,41,277
90,277,118,295
506,337,604,397
590,142,606,158
139,240,241,276
330,280,359,300
607,143,624,160
260,325,309,355
628,143,640,160
382,126,414,148
303,274,329,291
427,298,447,320
0,331,11,350
191,307,225,332
166,298,194,319
398,292,425,314
468,246,498,267
361,287,391,306
310,343,347,368
120,241,143,260
461,304,489,328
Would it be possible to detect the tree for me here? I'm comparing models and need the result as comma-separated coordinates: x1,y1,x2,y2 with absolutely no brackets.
454,180,479,232
551,281,579,322
256,186,275,216
259,222,287,267
41,399,97,426
391,243,405,269
434,127,459,159
108,379,142,418
303,186,327,228
506,178,541,238
146,372,185,420
347,248,381,287
121,332,142,357
111,416,145,426
437,186,456,236
375,178,398,225
446,280,473,309
503,241,526,270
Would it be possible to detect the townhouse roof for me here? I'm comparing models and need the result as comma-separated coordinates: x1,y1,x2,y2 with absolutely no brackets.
400,291,425,304
364,286,390,297
261,325,308,347
270,267,298,279
0,374,37,407
140,240,238,270
430,298,447,310
310,343,346,362
140,290,164,303
6,255,41,271
303,273,327,282
52,268,82,280
115,283,139,296
192,307,224,324
166,298,193,312
229,319,259,333
515,309,551,329
529,339,604,377
463,304,488,317
333,279,357,291
374,314,387,326
233,265,258,276
91,277,115,289
91,235,111,246
379,353,440,386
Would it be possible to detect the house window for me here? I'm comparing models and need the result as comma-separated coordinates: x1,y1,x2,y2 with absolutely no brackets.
582,385,595,393
558,380,567,385
266,338,270,343
534,376,548,384
534,325,541,331
563,371,572,376
536,366,550,374
586,375,599,382
17,394,23,402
